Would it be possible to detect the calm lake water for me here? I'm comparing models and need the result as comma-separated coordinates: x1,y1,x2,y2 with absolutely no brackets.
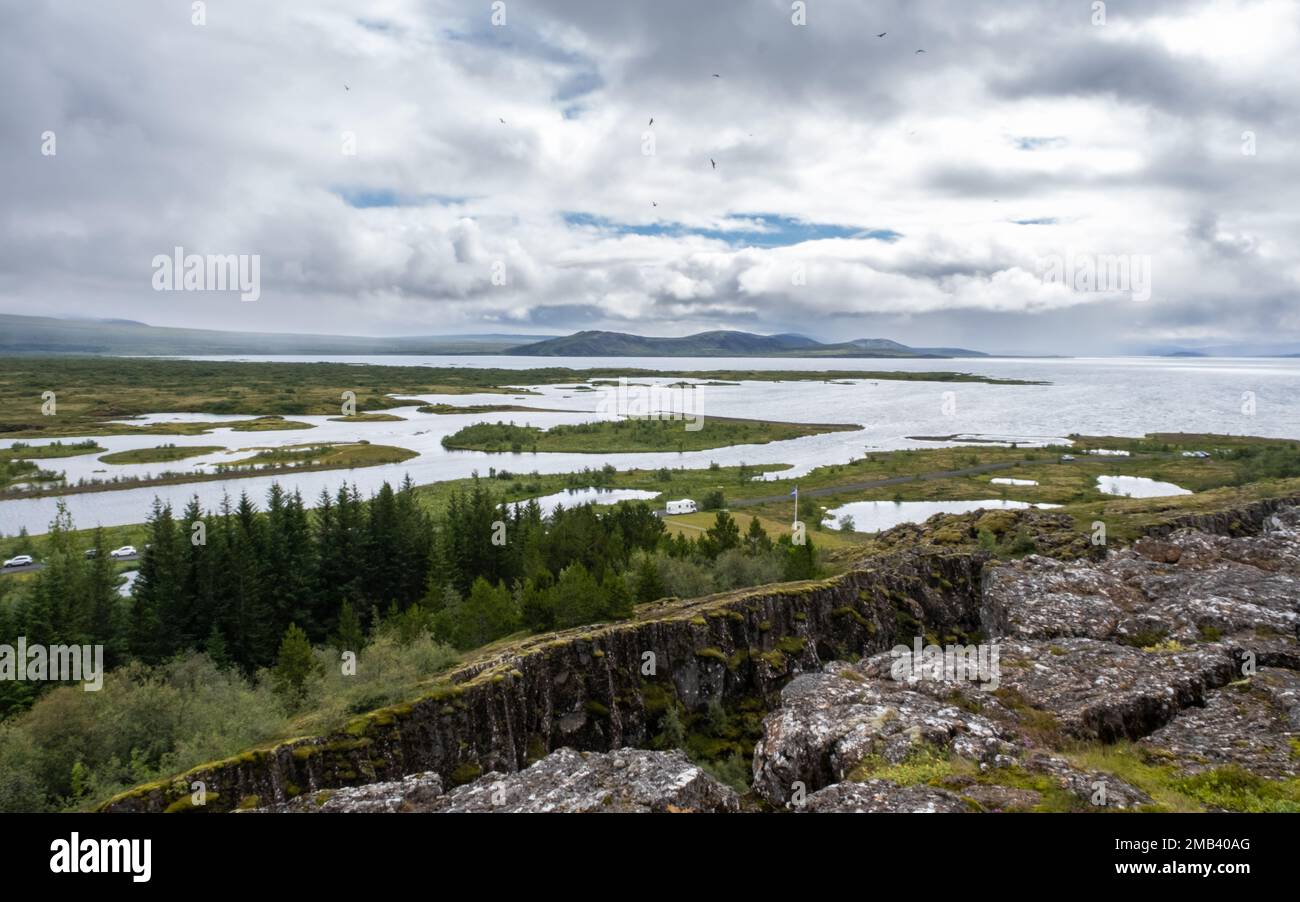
2,355,1297,534
821,499,1062,532
1095,475,1192,498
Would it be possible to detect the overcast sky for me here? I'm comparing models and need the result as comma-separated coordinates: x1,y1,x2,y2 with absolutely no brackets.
2,0,1297,354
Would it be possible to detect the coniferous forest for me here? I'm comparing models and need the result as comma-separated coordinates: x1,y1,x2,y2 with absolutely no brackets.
0,473,816,722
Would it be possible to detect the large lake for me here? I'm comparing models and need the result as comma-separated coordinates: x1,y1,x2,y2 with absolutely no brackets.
2,355,1297,534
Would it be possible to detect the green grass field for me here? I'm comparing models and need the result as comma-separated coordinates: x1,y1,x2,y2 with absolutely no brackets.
0,441,418,501
0,440,104,460
441,416,859,453
417,403,560,415
217,442,416,470
325,412,406,422
662,509,860,551
98,444,225,464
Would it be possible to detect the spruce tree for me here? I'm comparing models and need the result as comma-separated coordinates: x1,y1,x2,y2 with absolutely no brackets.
633,554,666,603
551,563,600,628
228,493,266,666
178,496,211,650
332,601,366,656
85,528,123,666
703,509,741,557
271,623,321,710
602,572,633,620
203,625,230,667
130,500,184,662
782,535,818,581
744,516,772,555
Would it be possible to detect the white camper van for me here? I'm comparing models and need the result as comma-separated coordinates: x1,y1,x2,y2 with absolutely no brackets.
665,499,697,515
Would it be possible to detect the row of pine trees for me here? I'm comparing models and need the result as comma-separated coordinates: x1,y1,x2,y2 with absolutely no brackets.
1,475,817,716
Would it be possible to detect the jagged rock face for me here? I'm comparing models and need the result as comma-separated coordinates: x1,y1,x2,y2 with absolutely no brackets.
983,639,1242,742
254,748,738,813
981,525,1300,645
1144,496,1300,540
1139,667,1300,777
257,772,446,813
748,650,1158,811
105,503,1300,814
751,661,1016,806
431,748,739,813
749,510,1300,812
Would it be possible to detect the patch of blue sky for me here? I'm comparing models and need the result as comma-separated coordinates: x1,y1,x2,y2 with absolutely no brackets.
335,188,469,209
563,212,900,247
1012,135,1067,150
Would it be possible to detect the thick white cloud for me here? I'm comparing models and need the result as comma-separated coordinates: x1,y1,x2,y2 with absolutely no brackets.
0,0,1296,353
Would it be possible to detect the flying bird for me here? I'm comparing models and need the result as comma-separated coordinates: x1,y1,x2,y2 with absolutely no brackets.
915,49,926,53
712,73,720,78
499,117,505,124
876,32,887,37
652,201,658,207
710,158,716,169
649,117,654,126
343,84,350,91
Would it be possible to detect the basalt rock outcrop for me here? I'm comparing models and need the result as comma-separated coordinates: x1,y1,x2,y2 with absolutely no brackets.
1144,495,1300,540
749,508,1300,812
750,648,1157,811
981,509,1300,645
103,504,1300,813
751,659,1017,805
255,748,739,813
257,770,446,813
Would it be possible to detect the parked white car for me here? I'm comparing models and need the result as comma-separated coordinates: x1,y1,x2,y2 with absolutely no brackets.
109,545,138,559
1059,454,1076,462
665,499,697,514
3,555,34,568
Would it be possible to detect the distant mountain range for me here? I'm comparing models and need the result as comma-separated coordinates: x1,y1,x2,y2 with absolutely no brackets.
0,314,551,356
10,314,1299,359
0,316,989,358
505,330,988,358
1152,342,1300,358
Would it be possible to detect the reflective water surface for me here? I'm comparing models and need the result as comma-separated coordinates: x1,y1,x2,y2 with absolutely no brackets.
2,356,1294,533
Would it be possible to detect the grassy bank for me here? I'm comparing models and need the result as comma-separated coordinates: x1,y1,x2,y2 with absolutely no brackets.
441,416,860,453
1,416,315,439
325,412,406,422
417,403,562,415
0,440,105,460
215,442,416,471
0,442,418,500
98,444,225,464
